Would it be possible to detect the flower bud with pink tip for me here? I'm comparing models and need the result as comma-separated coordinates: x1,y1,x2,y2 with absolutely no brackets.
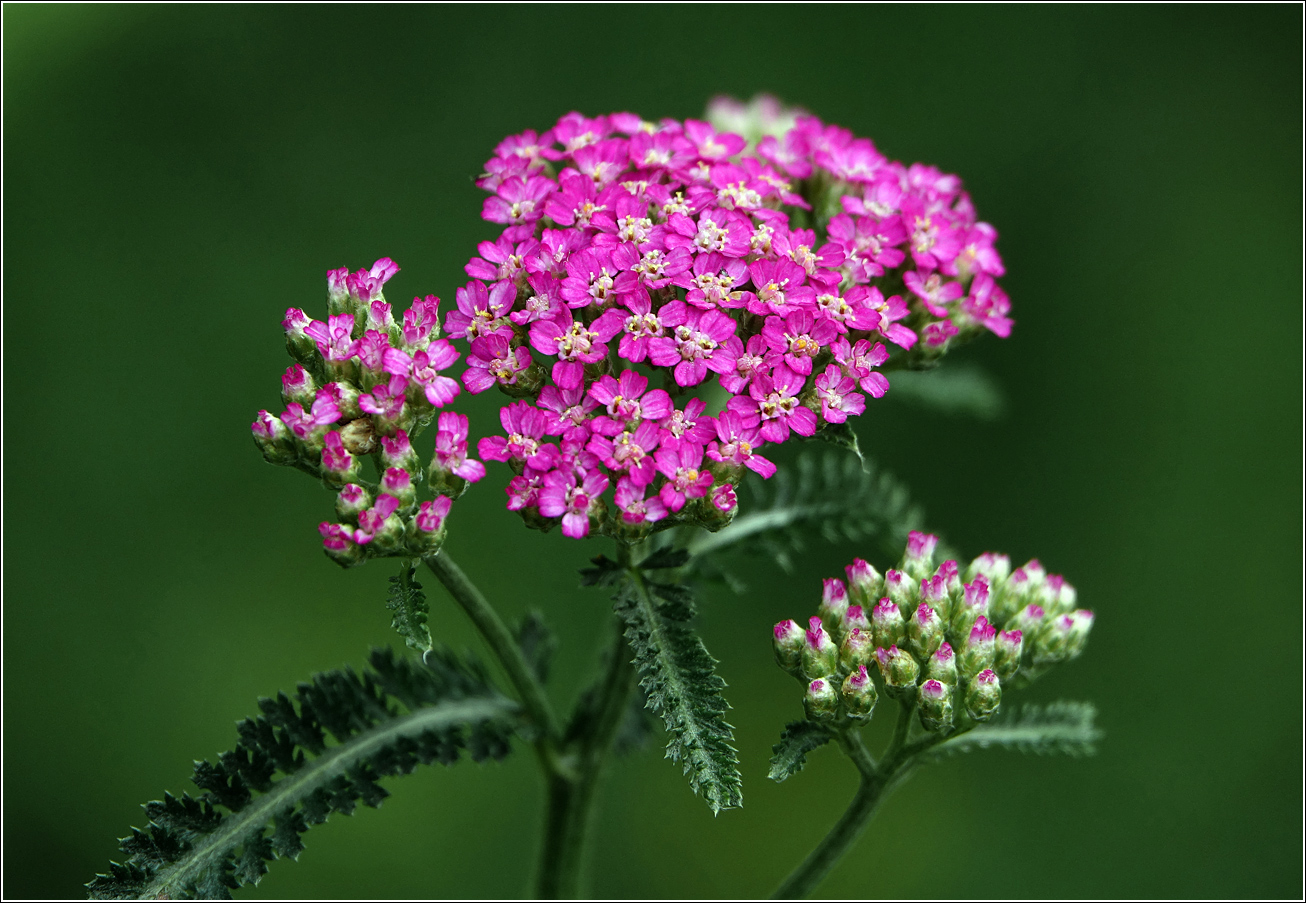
926,642,958,685
994,629,1023,680
918,679,954,732
804,678,839,722
845,558,883,608
819,578,849,636
841,665,878,721
965,669,1002,722
870,597,905,650
801,616,838,681
773,619,805,674
875,645,920,697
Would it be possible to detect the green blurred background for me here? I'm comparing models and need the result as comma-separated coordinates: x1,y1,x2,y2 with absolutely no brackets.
4,5,1301,899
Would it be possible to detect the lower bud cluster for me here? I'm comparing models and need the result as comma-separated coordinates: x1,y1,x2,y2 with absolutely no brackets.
773,531,1094,732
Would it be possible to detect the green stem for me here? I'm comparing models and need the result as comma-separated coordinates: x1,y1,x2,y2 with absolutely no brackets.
423,552,564,765
773,693,921,899
773,772,886,900
538,616,639,898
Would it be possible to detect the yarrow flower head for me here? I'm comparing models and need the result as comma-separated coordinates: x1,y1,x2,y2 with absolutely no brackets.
253,96,1013,552
772,532,1092,729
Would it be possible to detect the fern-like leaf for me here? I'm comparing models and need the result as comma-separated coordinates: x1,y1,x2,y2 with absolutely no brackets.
89,647,517,900
386,562,432,653
687,451,924,574
915,701,1102,763
612,569,743,814
768,720,833,783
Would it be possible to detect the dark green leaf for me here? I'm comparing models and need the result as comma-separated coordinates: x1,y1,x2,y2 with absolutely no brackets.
638,547,690,571
915,701,1102,763
768,721,834,783
385,562,432,654
613,573,742,815
88,648,517,900
579,554,623,587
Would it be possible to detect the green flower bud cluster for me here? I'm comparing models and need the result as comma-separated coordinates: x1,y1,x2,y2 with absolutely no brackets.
772,532,1095,733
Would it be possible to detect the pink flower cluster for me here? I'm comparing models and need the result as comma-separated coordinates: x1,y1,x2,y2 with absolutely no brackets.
252,102,1015,555
251,258,485,566
455,106,1010,539
773,532,1093,728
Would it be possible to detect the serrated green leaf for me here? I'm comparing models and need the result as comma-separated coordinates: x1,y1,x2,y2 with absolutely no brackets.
385,563,432,654
915,701,1102,764
89,648,518,900
885,363,1006,420
638,547,690,570
579,554,623,587
687,451,924,579
613,571,742,815
768,721,833,783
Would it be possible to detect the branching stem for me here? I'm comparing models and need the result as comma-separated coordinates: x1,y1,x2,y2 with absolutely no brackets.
774,691,962,899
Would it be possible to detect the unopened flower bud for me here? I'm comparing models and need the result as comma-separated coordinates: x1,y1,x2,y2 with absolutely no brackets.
909,603,944,658
902,530,940,580
338,416,377,456
802,617,838,680
1013,603,1046,637
875,645,920,696
320,431,361,488
884,569,917,616
251,410,297,465
335,483,371,521
839,627,874,671
951,575,991,641
319,522,365,568
845,558,883,607
407,496,452,555
773,619,806,674
804,678,839,722
994,629,1023,679
918,679,954,732
842,605,870,634
965,670,1002,721
966,552,1011,585
1034,609,1094,664
1064,609,1094,658
381,466,418,508
920,574,952,624
841,665,878,721
871,598,905,649
936,559,962,600
926,641,958,685
1038,574,1077,617
281,364,318,407
960,616,997,680
283,307,319,366
819,578,849,636
323,381,362,421
380,429,420,473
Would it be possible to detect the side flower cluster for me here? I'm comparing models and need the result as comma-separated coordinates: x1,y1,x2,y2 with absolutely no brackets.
773,531,1093,731
250,259,485,566
455,103,1010,540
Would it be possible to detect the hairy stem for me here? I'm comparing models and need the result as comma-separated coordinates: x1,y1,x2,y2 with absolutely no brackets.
423,552,564,767
773,693,924,899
